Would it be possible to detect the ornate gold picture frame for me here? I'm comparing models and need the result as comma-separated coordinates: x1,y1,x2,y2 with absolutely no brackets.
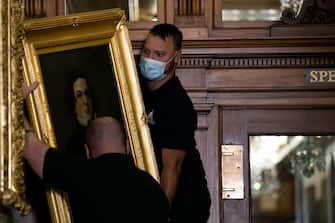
0,0,30,215
22,9,158,223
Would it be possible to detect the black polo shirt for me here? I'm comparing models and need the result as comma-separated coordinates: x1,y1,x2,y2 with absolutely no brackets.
144,76,211,221
43,149,169,223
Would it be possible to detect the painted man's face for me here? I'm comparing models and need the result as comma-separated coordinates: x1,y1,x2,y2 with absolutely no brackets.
73,78,93,126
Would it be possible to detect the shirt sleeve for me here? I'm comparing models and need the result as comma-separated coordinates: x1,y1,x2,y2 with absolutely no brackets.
43,149,85,192
156,103,197,151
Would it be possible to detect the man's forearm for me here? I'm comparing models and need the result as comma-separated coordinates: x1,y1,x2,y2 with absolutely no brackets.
160,148,186,207
160,167,180,207
24,132,49,178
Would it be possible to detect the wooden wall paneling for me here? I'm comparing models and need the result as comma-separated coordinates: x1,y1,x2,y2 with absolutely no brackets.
213,0,222,27
206,68,335,91
180,27,209,39
181,40,335,53
177,39,335,223
187,0,192,15
210,28,271,38
194,104,220,223
197,55,334,68
208,91,335,109
244,109,335,135
270,24,335,37
176,0,204,16
24,0,46,18
56,0,65,16
220,109,250,223
129,30,152,41
192,0,201,16
210,23,335,39
206,106,220,223
173,0,207,27
175,16,207,27
206,0,214,34
179,67,220,223
177,0,187,15
24,0,64,18
177,68,207,91
207,55,335,67
157,0,166,22
166,0,174,24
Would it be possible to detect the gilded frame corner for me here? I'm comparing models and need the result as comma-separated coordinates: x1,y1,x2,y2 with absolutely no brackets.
22,9,158,223
0,0,31,215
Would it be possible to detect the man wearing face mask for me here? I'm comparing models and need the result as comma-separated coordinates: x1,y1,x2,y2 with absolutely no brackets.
138,23,211,223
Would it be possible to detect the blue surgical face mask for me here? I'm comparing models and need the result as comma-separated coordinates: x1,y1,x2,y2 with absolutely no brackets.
139,56,170,81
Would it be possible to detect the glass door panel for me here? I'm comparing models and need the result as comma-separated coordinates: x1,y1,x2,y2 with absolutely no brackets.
221,0,282,21
250,135,335,223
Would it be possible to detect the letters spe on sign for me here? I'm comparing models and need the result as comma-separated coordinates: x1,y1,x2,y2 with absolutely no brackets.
307,70,335,83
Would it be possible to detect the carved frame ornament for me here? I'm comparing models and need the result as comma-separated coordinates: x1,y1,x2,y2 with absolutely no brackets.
0,0,31,215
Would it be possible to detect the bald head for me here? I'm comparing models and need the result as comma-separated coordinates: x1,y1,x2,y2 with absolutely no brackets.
86,116,126,157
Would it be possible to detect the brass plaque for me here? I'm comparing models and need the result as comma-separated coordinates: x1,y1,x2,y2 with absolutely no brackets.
221,145,244,199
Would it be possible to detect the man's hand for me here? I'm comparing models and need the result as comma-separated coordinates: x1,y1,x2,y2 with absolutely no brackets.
23,127,48,179
22,80,48,178
23,116,34,132
23,81,39,132
23,81,39,98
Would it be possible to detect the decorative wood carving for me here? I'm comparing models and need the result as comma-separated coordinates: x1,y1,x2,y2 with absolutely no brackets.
176,0,204,16
24,0,46,18
179,55,335,69
281,0,335,24
24,0,64,18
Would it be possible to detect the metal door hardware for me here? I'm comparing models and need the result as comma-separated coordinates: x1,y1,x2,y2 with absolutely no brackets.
221,145,244,199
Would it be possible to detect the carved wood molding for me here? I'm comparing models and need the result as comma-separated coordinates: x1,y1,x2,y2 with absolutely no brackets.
179,55,335,69
194,102,215,113
281,0,335,24
132,38,335,50
24,0,64,18
24,0,46,18
176,0,204,16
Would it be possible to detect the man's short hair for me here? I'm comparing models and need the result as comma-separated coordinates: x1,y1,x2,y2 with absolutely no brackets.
149,23,183,51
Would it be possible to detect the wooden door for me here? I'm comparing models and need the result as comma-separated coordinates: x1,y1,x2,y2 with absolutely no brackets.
220,109,335,223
